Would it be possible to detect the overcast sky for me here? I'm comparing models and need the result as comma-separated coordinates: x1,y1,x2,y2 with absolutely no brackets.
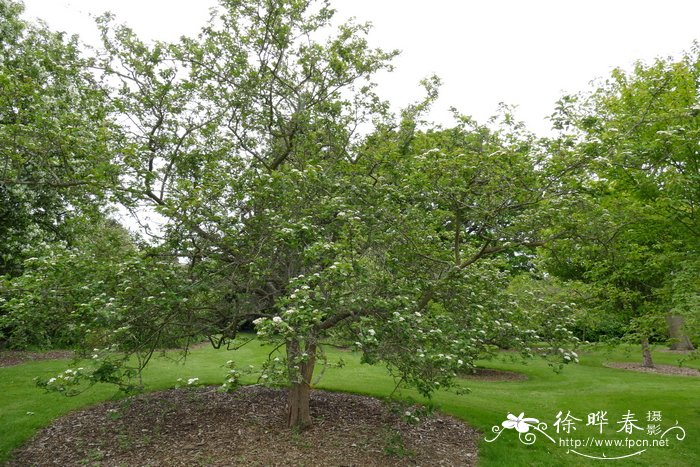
20,0,700,136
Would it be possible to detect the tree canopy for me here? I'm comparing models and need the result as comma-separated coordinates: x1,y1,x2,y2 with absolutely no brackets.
546,45,700,361
0,0,118,277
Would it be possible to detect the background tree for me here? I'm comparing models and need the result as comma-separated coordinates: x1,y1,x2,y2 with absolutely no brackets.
1,218,135,349
1,215,202,393
0,0,116,275
0,0,121,349
546,46,700,363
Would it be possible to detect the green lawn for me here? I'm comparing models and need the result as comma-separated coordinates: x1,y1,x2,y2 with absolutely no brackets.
1,344,698,466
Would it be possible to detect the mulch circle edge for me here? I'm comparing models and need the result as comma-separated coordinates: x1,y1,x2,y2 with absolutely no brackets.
458,367,528,382
0,350,74,368
604,361,700,377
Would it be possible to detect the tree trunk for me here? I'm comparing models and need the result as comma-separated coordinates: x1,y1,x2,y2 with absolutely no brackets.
641,337,654,368
666,314,695,351
286,339,316,429
287,377,312,429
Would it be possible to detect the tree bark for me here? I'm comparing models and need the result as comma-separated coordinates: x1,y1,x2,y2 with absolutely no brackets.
286,339,316,429
641,337,654,368
666,314,695,351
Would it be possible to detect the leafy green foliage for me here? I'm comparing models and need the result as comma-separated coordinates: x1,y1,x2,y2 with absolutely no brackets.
3,0,582,427
1,219,181,351
75,0,580,419
546,46,700,358
0,0,117,277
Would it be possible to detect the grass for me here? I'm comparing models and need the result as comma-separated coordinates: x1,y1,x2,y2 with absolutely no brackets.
0,343,698,466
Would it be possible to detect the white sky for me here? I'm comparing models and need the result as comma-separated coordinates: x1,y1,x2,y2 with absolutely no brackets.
21,0,700,136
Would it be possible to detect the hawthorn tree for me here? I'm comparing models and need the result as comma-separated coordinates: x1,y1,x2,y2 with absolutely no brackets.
27,0,578,428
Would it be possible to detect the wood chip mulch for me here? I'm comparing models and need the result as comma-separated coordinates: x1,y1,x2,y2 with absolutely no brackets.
605,362,700,377
0,350,74,367
459,368,527,382
7,385,480,466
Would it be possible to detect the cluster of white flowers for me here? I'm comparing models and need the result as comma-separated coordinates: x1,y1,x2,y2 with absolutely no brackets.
45,367,86,389
559,348,579,363
176,377,201,387
225,366,239,382
391,311,407,322
220,360,249,393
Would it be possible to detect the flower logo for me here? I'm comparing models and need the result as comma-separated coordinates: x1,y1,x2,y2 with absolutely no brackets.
502,412,540,433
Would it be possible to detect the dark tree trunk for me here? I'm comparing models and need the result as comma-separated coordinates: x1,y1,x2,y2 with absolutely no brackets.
287,378,312,429
666,314,695,351
286,339,316,429
641,337,654,368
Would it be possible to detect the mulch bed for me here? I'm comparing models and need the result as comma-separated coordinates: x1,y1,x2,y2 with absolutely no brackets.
0,350,74,368
459,368,527,382
605,362,700,377
7,386,480,466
